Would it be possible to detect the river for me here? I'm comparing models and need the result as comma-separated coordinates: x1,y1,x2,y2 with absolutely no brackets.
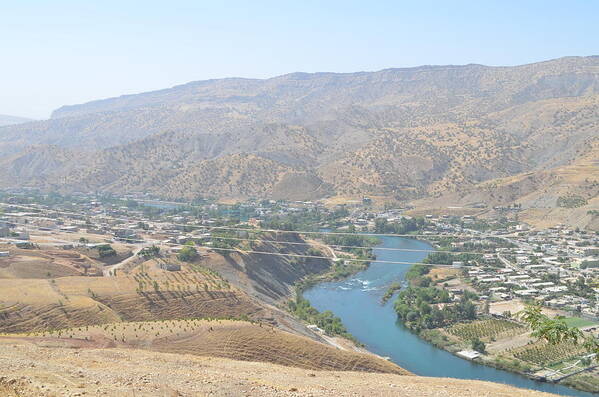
303,235,594,396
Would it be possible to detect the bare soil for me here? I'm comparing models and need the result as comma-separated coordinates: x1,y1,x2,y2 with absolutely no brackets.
0,338,558,397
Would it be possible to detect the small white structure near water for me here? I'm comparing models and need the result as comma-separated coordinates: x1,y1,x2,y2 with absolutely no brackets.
456,350,482,360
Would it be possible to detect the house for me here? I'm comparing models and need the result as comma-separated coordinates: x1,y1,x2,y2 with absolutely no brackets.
0,222,10,237
526,264,551,271
581,247,599,256
514,289,538,296
114,228,137,239
86,228,107,235
508,274,531,282
159,263,181,272
495,292,510,300
13,230,29,240
247,218,261,227
307,324,324,333
581,257,599,268
176,235,190,244
15,242,33,249
530,282,554,289
478,277,502,283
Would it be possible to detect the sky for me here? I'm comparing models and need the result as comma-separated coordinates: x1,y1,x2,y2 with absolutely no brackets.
2,0,598,119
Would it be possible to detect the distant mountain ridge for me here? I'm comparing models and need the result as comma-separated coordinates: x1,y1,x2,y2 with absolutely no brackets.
0,56,597,227
0,114,34,127
50,56,599,120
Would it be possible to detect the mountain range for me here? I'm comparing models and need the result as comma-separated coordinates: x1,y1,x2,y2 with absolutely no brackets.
0,56,597,226
0,114,33,127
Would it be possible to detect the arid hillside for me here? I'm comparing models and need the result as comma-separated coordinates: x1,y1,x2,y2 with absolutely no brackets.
0,260,263,333
410,139,599,229
0,338,558,397
0,231,424,393
4,319,405,374
0,229,333,335
0,56,597,220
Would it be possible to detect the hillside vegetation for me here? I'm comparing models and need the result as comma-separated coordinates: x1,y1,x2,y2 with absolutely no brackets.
0,57,597,222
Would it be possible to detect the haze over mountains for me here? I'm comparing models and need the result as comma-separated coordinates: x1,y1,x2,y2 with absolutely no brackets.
0,56,597,223
0,114,33,127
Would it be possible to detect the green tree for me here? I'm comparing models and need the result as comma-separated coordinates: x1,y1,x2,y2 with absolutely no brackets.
177,246,198,262
139,245,160,259
471,337,486,353
519,304,599,357
97,244,116,257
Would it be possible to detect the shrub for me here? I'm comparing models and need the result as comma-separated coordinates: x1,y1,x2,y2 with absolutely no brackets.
97,244,116,257
177,246,198,262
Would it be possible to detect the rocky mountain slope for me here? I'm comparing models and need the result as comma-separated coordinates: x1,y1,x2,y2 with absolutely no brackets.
411,139,599,229
0,56,597,215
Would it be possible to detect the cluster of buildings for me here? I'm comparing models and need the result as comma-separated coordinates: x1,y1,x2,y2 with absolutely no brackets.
1,192,597,319
457,226,599,318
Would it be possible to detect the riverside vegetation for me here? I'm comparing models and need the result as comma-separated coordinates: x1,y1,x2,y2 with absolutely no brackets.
288,231,380,343
390,258,599,393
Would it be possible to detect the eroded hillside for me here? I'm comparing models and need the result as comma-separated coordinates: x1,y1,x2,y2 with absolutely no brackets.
0,56,597,225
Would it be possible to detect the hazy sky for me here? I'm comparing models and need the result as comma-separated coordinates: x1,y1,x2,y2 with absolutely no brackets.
3,0,598,119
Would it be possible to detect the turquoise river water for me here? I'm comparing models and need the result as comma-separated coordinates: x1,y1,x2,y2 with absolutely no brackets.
303,236,594,396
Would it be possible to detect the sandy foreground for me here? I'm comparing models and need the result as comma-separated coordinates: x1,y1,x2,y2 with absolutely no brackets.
0,339,558,397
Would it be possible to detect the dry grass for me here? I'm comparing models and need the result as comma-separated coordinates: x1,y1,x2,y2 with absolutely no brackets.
0,338,559,396
0,263,262,333
14,319,406,375
429,267,459,281
0,244,98,279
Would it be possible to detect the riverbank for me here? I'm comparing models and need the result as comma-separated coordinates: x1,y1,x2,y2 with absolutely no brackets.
381,231,599,394
287,233,381,344
391,256,599,394
303,235,594,397
430,313,598,393
416,326,599,394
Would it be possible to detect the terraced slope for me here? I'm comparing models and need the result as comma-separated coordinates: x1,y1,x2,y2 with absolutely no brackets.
13,319,404,374
0,264,263,333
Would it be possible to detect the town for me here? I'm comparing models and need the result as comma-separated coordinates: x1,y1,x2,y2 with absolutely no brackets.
2,189,597,319
1,189,598,391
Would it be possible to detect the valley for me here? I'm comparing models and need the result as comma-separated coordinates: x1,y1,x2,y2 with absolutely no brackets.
4,3,599,395
1,192,598,395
